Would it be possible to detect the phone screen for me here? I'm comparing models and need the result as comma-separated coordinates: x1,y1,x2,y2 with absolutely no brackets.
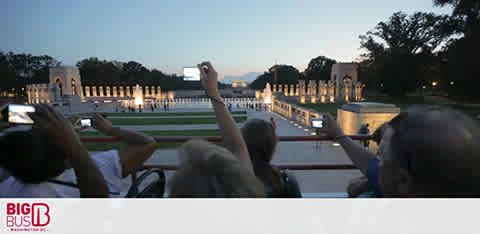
80,119,92,127
311,118,324,128
8,104,35,124
183,67,200,81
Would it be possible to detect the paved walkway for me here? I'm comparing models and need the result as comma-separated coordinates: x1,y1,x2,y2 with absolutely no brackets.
140,110,361,193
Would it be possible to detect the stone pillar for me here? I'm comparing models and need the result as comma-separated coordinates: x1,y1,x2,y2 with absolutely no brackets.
344,81,352,102
119,86,124,97
327,80,335,103
307,81,312,96
92,86,97,97
44,84,52,103
151,86,155,97
126,86,131,97
106,86,111,97
284,84,289,96
273,84,277,93
295,83,299,96
84,86,90,97
99,86,104,97
157,86,162,98
319,81,327,103
113,87,117,97
298,80,306,96
145,86,150,97
289,84,294,96
353,82,362,101
312,81,317,97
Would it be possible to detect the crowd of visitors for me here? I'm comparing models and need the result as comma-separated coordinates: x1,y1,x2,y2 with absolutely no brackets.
1,61,479,198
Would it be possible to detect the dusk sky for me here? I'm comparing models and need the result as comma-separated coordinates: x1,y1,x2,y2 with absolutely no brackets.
1,0,451,79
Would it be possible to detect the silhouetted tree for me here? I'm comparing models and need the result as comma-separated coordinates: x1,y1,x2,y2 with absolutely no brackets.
359,11,456,96
304,56,336,82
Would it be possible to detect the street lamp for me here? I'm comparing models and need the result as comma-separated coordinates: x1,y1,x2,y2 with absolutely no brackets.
450,81,454,86
432,81,438,87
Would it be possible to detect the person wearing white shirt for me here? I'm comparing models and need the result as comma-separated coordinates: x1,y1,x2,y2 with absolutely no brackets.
0,107,157,198
0,105,109,197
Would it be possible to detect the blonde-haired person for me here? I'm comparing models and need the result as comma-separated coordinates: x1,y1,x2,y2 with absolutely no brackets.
168,62,264,198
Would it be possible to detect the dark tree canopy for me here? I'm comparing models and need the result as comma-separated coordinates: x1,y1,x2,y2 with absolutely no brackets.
0,52,61,96
250,65,300,90
359,11,456,96
304,56,336,82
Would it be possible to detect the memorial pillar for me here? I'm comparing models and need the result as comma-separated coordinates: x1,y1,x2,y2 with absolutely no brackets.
157,86,162,98
113,87,117,97
106,86,111,97
92,86,97,97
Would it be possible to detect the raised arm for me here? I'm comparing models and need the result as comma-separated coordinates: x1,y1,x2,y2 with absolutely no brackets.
325,114,376,175
29,105,109,198
198,61,254,173
91,113,157,177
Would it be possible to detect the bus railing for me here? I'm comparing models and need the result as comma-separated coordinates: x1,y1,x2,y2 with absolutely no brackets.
80,135,373,143
80,135,369,183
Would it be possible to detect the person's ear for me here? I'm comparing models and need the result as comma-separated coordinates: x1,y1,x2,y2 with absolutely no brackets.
395,167,413,195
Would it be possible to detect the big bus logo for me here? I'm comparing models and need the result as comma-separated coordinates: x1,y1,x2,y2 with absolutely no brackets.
5,203,51,232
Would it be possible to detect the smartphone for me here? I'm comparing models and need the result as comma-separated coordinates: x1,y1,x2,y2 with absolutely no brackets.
80,118,92,127
311,118,325,129
183,67,200,81
1,104,35,124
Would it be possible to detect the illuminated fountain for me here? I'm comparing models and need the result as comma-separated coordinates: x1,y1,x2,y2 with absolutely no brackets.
263,82,272,105
133,84,144,107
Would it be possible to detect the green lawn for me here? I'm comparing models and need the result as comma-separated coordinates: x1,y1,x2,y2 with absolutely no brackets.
78,129,221,137
81,129,223,151
299,103,343,117
81,111,246,117
108,116,247,125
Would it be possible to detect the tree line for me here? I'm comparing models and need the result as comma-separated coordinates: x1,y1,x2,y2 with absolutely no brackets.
0,54,228,97
251,0,480,98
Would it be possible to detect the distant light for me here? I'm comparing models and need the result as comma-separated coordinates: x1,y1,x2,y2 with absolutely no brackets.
432,82,438,87
304,129,309,132
332,143,341,146
294,123,298,126
311,132,317,135
450,81,454,85
422,86,426,89
298,126,303,129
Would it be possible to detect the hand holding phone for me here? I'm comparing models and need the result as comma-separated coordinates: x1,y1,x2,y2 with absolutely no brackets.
80,119,92,127
197,61,218,97
1,104,35,124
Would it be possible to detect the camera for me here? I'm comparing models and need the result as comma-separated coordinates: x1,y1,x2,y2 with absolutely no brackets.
80,118,92,127
311,117,326,129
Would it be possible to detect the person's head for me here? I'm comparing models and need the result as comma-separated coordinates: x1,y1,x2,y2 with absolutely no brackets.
241,119,278,163
241,119,284,196
270,117,274,121
378,107,480,197
169,139,265,197
0,128,68,183
365,123,370,128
